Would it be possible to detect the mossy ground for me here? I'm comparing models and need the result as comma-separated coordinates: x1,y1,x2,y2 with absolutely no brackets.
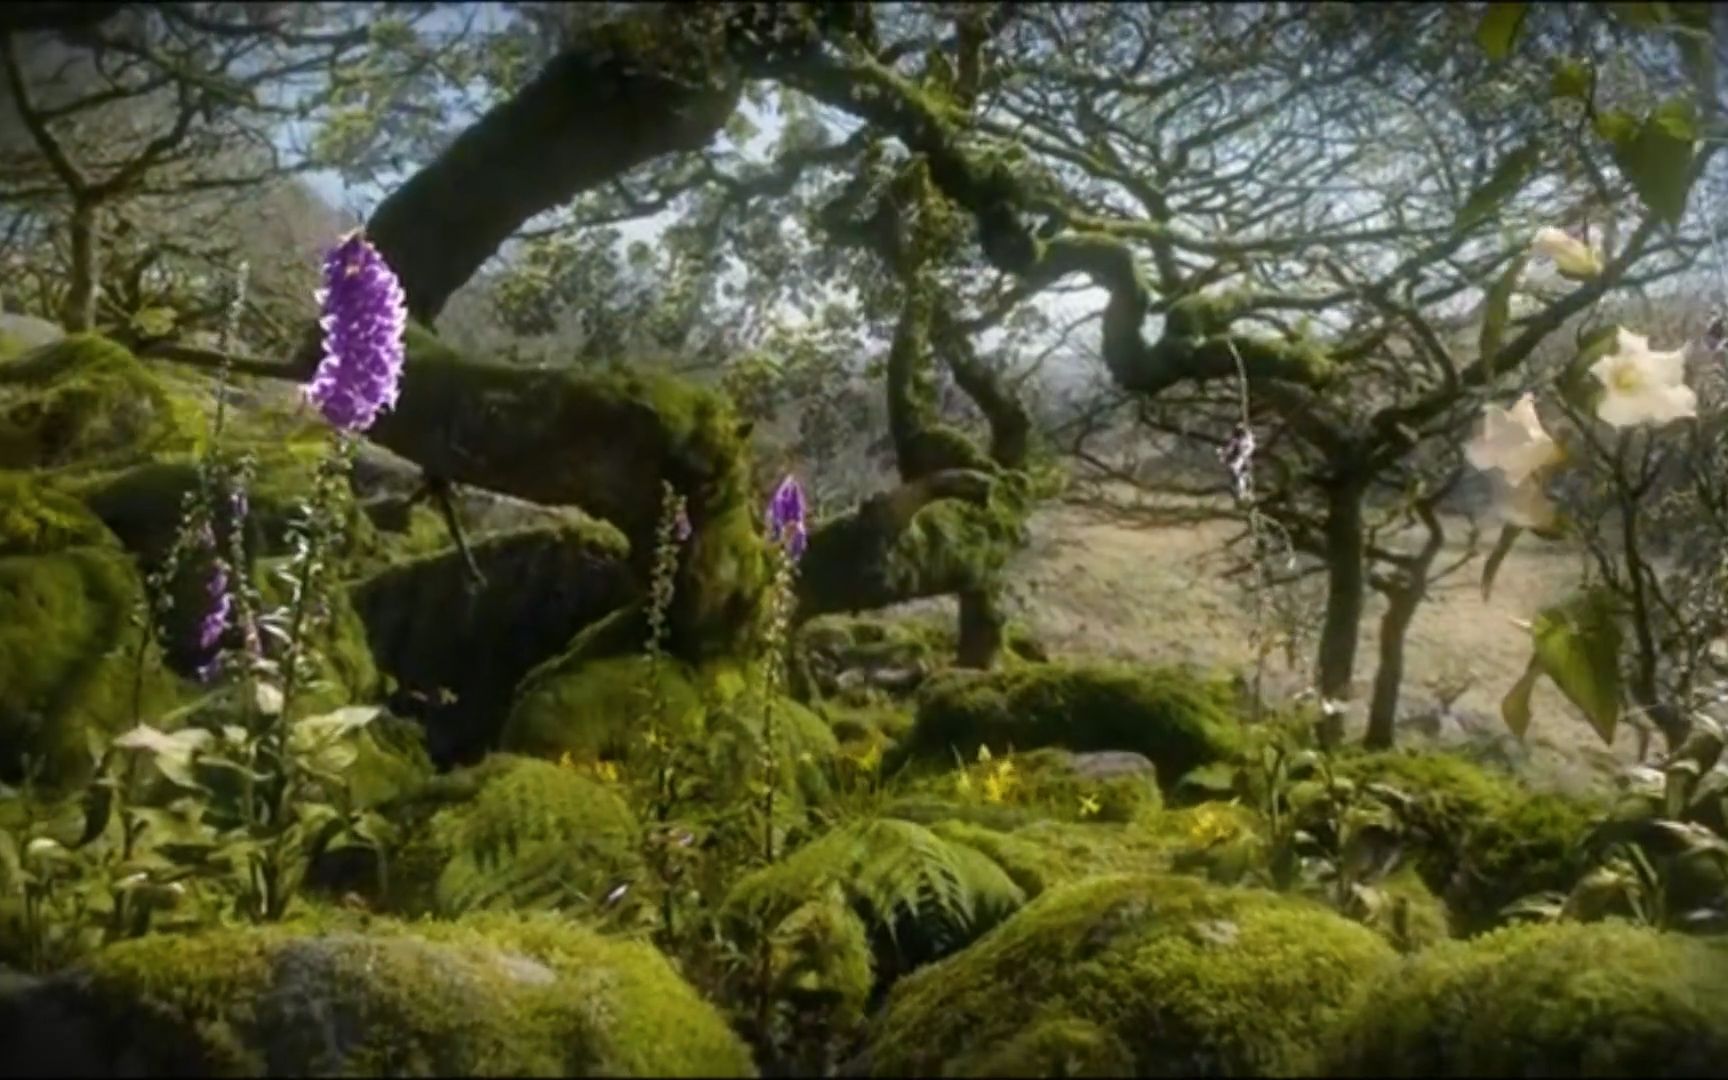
868,872,1396,1077
896,661,1244,793
42,909,755,1076
1323,920,1728,1077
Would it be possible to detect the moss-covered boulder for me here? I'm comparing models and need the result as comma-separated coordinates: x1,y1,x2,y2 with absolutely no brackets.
723,817,1027,990
890,747,1162,827
502,653,839,834
1322,920,1728,1077
0,470,115,555
0,334,204,472
794,614,1046,703
1331,749,1600,934
866,873,1395,1077
377,753,642,918
352,523,635,766
0,545,182,788
896,662,1244,794
0,910,755,1076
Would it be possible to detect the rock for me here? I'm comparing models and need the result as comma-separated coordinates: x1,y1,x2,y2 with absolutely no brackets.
0,911,757,1077
1066,749,1158,781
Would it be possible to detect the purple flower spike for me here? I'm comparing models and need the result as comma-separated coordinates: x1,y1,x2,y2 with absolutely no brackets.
674,505,693,544
765,473,807,561
304,231,408,433
198,558,232,653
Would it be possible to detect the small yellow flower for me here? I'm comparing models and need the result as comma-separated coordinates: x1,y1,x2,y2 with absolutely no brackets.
994,760,1016,783
643,730,667,751
1077,793,1102,819
558,750,578,772
852,742,882,773
1187,805,1239,846
977,744,993,764
592,760,621,783
982,772,1008,803
955,770,974,797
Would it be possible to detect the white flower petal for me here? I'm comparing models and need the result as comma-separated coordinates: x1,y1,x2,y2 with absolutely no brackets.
1645,345,1688,388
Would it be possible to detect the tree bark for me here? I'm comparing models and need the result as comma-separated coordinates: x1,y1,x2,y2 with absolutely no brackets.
61,199,101,332
1316,476,1367,747
355,14,741,325
956,587,1005,670
1365,502,1447,750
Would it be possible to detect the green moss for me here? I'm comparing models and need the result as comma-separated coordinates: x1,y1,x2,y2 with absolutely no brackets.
723,817,1027,987
868,873,1396,1077
1322,921,1728,1077
0,546,181,788
376,325,773,658
892,747,1161,825
68,445,373,568
1368,868,1454,954
502,653,706,763
898,662,1244,794
0,333,204,472
950,1017,1136,1078
63,910,754,1076
0,470,115,555
1332,749,1600,934
922,818,1171,898
381,753,642,918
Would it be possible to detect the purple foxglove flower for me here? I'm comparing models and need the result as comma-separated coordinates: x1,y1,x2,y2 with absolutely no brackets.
304,231,408,433
765,473,808,561
198,557,232,654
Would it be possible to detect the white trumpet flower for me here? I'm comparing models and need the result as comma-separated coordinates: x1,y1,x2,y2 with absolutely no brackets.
1465,393,1563,487
1488,470,1559,530
1590,327,1696,429
1530,226,1603,281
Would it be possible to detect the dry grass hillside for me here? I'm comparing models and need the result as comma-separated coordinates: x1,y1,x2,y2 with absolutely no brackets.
905,478,1643,797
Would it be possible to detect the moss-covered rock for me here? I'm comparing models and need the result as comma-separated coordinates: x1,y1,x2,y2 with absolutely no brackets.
0,910,756,1076
723,817,1028,990
0,334,204,472
1331,749,1600,934
867,873,1395,1077
0,545,181,788
892,747,1162,826
794,614,1046,704
353,523,635,766
897,662,1244,794
378,753,642,918
1322,920,1728,1077
0,470,115,555
949,1017,1136,1078
503,653,706,764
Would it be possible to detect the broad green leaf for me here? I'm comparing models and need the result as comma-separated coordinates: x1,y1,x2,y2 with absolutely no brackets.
1611,98,1698,225
1482,523,1524,601
1457,145,1539,229
1550,57,1593,101
1531,588,1623,745
1501,654,1542,741
1480,253,1529,362
1477,3,1529,60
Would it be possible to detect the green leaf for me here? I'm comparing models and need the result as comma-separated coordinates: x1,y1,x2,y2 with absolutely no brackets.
1477,3,1530,60
1550,57,1593,101
1482,524,1524,601
1593,109,1640,147
1558,323,1620,415
1611,98,1698,226
1532,588,1624,745
1501,654,1542,741
1457,145,1539,229
1480,252,1529,362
